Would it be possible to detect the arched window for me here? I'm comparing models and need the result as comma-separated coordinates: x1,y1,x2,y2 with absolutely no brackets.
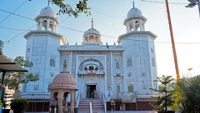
89,35,94,41
43,20,47,30
84,67,88,70
49,21,53,30
89,66,94,70
50,58,55,67
95,67,98,71
128,82,134,92
33,84,39,90
152,57,155,67
50,73,54,77
116,62,119,69
127,58,132,67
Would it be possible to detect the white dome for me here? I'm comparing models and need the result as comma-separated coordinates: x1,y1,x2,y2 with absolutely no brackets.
39,6,55,17
127,7,142,18
83,28,101,37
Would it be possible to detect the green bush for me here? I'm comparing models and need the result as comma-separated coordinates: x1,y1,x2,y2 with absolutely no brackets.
0,100,2,108
11,99,29,110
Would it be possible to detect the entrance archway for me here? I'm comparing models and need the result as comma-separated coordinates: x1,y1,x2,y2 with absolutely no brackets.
86,85,96,98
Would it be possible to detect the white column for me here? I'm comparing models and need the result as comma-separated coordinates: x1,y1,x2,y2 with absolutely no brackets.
126,23,131,32
139,20,145,31
52,21,56,32
132,21,136,31
46,19,50,31
38,20,43,30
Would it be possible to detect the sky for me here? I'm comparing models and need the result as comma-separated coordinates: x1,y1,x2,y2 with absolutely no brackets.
0,0,200,78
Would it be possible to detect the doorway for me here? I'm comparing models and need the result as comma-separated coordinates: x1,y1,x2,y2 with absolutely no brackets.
86,85,96,98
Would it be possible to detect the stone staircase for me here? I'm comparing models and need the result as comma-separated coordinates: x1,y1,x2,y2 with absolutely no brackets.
78,99,104,113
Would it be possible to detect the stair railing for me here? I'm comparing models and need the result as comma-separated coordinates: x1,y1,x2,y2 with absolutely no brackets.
103,93,107,113
75,93,80,108
89,101,93,113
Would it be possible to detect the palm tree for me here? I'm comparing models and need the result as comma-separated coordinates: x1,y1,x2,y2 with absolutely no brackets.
186,0,200,17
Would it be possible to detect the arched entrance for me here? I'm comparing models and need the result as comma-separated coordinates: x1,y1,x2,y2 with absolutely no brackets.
78,58,105,100
86,79,97,99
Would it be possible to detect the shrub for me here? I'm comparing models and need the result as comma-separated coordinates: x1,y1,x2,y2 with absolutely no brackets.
11,99,29,110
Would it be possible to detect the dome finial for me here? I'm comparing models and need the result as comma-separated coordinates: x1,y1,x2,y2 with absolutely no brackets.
48,0,50,6
62,58,67,72
91,18,94,28
133,0,135,7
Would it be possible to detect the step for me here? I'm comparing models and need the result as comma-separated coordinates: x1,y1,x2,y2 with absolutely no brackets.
78,99,105,113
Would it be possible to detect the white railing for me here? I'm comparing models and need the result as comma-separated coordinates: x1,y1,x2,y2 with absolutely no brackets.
103,93,107,113
75,93,81,108
90,101,93,113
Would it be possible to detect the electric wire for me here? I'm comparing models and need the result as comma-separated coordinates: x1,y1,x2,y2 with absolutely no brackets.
2,23,200,45
140,0,188,5
0,26,29,31
0,0,28,24
0,1,197,45
4,25,36,44
0,8,34,21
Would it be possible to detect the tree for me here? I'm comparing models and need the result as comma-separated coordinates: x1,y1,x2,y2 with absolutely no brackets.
50,0,90,17
0,40,3,55
1,56,39,94
170,82,183,111
151,75,175,112
181,76,200,113
186,0,199,7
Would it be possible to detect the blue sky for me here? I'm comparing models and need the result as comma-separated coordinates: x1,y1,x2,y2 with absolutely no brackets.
0,0,200,77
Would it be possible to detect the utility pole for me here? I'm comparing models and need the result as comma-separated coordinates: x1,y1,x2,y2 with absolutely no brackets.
165,0,180,82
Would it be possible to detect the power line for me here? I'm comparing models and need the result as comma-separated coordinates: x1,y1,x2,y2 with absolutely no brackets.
140,0,187,5
91,8,122,19
0,8,34,21
0,26,29,31
3,24,200,45
4,25,36,44
0,0,29,24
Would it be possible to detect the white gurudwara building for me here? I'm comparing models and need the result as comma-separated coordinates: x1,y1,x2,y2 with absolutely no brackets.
21,2,157,112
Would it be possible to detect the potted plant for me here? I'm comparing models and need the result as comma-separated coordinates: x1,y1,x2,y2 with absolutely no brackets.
11,99,29,113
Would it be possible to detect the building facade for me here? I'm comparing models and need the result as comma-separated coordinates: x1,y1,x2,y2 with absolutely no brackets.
22,3,157,112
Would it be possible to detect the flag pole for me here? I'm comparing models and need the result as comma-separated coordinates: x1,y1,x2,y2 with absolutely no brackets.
165,0,180,82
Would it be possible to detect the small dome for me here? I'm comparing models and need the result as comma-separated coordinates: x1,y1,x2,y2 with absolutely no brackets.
83,28,101,37
40,6,56,18
50,59,76,90
127,7,142,18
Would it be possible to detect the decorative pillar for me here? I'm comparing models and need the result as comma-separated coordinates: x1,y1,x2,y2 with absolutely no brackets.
132,21,136,31
50,92,55,113
58,91,64,113
38,20,43,30
126,23,131,32
70,91,75,113
46,20,50,31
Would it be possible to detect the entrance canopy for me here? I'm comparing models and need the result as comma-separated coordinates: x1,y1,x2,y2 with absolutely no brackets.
0,55,27,72
0,55,27,84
